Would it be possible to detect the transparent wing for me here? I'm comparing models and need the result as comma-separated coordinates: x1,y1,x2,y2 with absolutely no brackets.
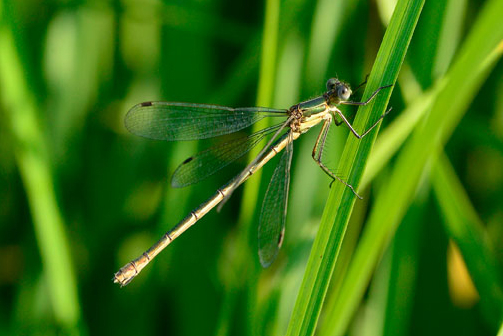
125,101,288,141
258,132,294,267
171,123,283,188
216,116,293,212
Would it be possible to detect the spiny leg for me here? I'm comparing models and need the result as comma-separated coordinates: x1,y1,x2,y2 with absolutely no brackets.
334,83,392,130
334,109,352,126
340,84,393,106
312,118,362,199
333,106,392,139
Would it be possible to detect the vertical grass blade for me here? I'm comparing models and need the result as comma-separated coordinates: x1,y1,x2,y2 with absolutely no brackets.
285,1,424,335
0,4,81,332
324,0,503,333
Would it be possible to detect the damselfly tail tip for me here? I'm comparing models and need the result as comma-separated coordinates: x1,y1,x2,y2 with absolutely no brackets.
113,264,138,287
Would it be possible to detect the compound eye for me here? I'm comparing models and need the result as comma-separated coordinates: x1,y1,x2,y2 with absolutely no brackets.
326,78,337,91
338,85,351,100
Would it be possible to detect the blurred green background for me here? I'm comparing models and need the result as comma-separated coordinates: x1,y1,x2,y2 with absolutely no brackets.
1,0,502,335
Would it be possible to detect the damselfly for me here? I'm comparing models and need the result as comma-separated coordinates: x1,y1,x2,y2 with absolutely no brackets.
114,78,391,286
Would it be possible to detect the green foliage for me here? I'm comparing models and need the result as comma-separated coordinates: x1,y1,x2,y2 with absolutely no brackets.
287,1,424,334
0,0,502,335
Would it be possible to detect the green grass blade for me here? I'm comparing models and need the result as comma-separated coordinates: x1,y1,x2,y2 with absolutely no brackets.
285,1,425,335
362,83,440,189
432,0,467,78
432,152,503,322
325,0,503,333
363,0,467,191
0,6,81,332
305,0,360,85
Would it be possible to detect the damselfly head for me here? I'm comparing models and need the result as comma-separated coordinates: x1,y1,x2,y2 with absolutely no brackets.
326,78,352,102
326,78,339,91
337,83,352,101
